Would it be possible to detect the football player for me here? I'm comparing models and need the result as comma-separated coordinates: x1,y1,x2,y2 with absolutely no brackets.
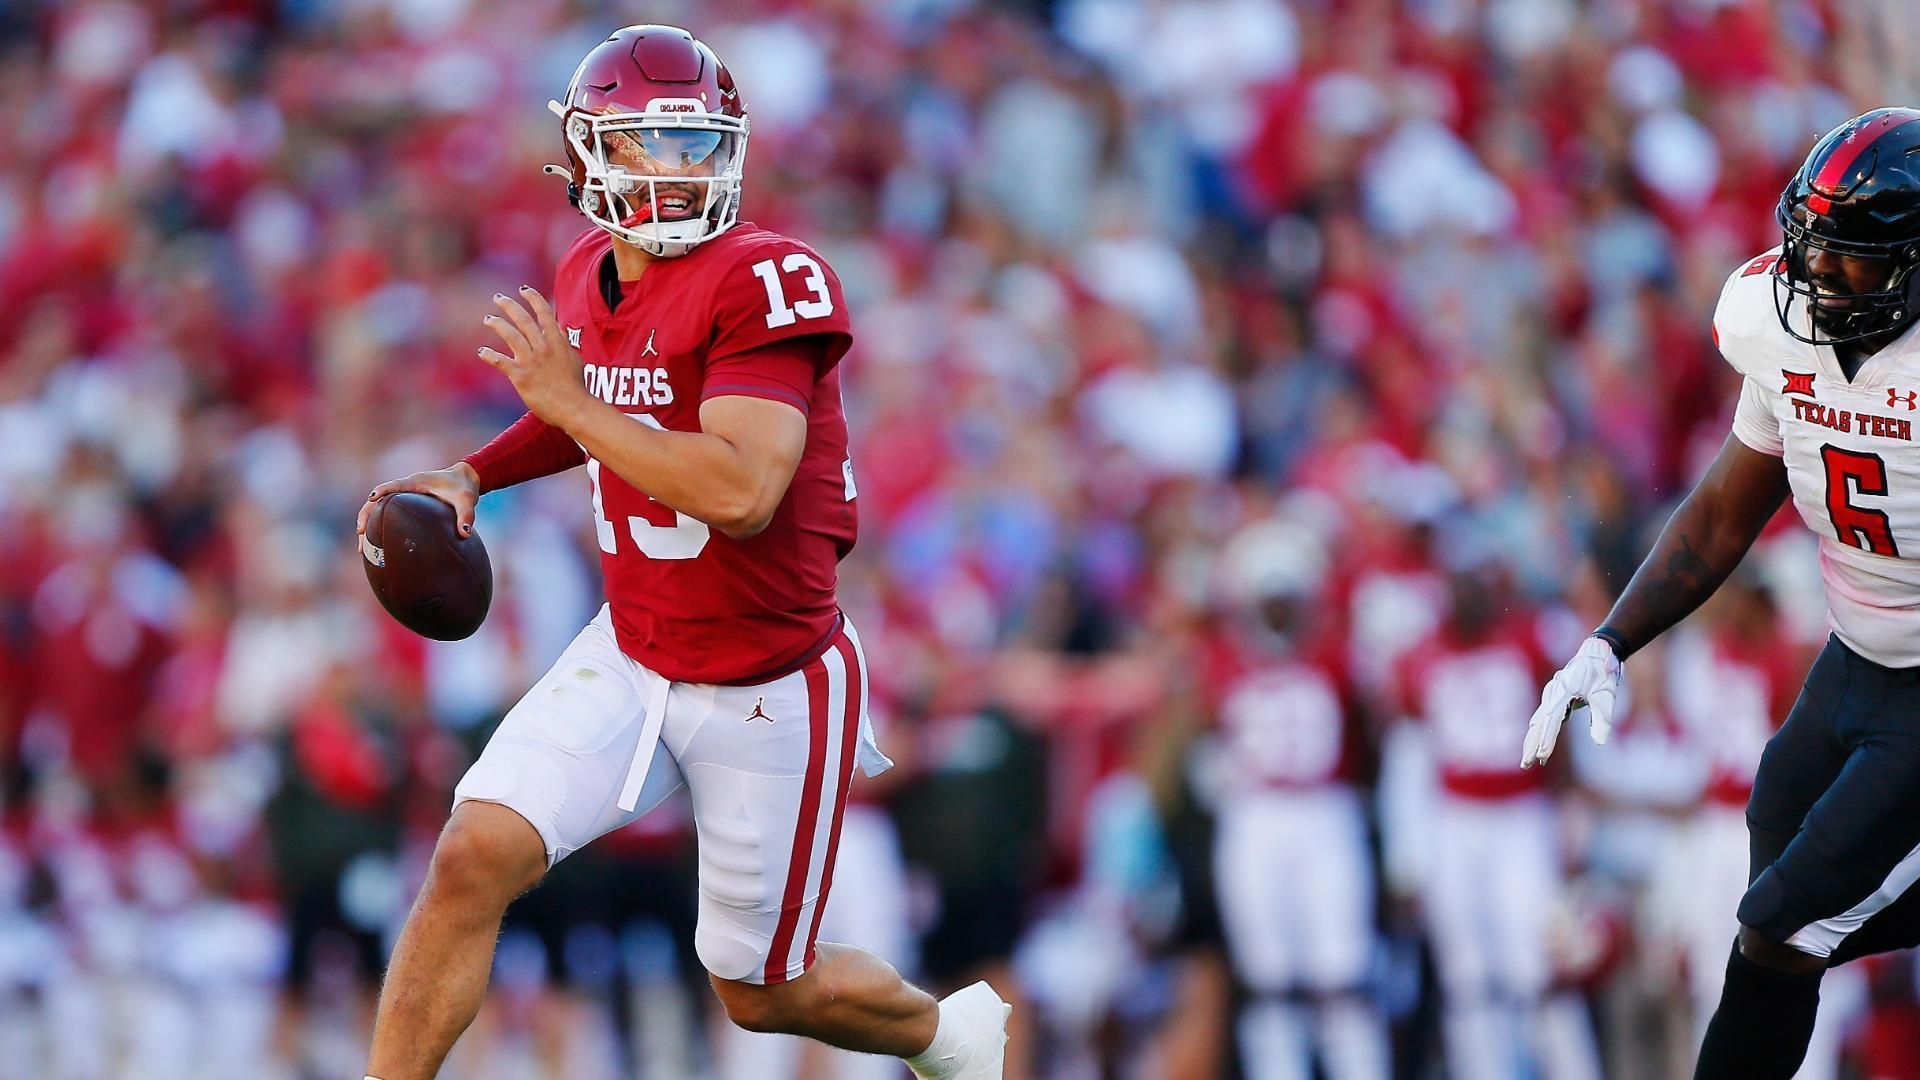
1398,561,1600,1080
352,25,1009,1080
1205,519,1392,1080
1522,107,1920,1079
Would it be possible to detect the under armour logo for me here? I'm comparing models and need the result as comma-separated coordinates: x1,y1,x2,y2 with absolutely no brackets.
745,697,772,723
1891,388,1918,411
1782,370,1817,398
567,326,582,348
641,328,659,358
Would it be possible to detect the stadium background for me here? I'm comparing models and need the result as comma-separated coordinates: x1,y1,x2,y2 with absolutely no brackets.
3,0,1920,1076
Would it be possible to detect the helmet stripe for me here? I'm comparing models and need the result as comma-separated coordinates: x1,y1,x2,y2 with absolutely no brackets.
1811,108,1920,198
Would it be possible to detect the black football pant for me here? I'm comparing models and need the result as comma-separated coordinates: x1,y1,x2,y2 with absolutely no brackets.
1743,634,1920,961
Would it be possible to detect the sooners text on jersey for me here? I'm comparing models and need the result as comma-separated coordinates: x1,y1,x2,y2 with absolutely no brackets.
553,223,858,684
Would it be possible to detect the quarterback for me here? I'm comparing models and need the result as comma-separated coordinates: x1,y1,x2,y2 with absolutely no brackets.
352,25,1009,1080
1521,107,1920,1078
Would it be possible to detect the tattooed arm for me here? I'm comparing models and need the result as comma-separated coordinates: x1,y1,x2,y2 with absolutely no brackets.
1597,433,1791,659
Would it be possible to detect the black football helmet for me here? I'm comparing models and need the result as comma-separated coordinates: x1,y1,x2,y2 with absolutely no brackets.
1776,107,1920,345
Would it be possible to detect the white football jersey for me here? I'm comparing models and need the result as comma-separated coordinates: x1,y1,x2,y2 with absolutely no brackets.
1716,248,1920,667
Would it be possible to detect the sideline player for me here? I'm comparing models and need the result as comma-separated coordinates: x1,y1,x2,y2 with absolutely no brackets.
1205,518,1391,1080
1399,564,1599,1080
1521,108,1920,1079
352,25,1008,1080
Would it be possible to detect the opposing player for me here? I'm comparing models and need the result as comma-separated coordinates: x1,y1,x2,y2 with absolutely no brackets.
351,25,1008,1080
1521,108,1920,1079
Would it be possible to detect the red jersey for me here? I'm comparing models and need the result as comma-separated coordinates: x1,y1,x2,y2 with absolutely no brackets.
552,224,858,684
1669,627,1799,807
1205,630,1360,790
1395,620,1551,799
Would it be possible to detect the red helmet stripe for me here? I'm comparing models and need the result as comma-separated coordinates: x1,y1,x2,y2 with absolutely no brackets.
1811,108,1920,197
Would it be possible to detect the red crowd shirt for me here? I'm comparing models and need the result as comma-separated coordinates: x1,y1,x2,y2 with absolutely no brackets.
477,224,859,684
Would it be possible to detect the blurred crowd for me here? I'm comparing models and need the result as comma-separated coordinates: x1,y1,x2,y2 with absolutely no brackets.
5,0,1920,1077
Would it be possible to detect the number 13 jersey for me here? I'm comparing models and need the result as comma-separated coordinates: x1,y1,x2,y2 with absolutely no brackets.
1717,247,1920,666
551,223,858,684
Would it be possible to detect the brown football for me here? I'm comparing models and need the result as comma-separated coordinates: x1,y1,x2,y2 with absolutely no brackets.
360,492,493,641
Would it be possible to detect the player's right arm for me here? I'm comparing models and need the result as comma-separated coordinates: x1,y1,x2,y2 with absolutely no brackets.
355,411,586,538
1522,436,1788,767
1523,253,1793,767
1592,434,1790,658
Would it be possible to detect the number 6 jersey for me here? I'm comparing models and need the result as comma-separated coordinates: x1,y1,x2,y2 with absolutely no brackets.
552,222,858,684
1717,247,1920,666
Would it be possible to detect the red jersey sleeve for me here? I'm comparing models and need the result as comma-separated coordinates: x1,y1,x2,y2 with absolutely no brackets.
462,412,586,494
708,240,853,371
701,336,828,415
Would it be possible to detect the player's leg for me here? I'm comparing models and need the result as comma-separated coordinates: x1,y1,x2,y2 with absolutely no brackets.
1297,789,1389,1080
366,609,688,1080
1490,796,1598,1080
1726,724,1920,1044
1798,964,1868,1080
1426,798,1513,1080
1694,639,1868,1079
818,804,921,1079
1828,874,1920,963
709,941,937,1052
717,802,916,1080
674,627,1007,1077
365,801,546,1079
1213,796,1312,1080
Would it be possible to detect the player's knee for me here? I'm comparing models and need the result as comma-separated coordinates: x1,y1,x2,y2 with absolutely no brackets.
1737,925,1826,975
695,918,772,984
427,804,546,909
710,975,809,1034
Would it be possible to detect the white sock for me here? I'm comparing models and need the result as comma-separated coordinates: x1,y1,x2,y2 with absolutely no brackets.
1318,999,1390,1080
1237,999,1311,1080
905,995,968,1078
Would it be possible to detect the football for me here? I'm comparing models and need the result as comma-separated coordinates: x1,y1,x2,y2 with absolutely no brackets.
360,492,493,641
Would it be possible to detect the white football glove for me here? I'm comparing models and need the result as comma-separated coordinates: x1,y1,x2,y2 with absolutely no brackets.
1520,636,1623,768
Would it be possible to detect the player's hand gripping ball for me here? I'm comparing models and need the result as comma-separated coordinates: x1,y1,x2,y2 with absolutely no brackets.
359,491,493,641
